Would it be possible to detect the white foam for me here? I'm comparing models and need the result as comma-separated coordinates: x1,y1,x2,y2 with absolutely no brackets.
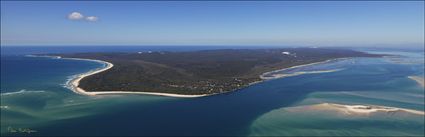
0,89,46,96
25,54,62,59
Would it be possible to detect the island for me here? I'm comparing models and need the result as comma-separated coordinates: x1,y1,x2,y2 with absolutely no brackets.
299,103,425,116
54,48,382,97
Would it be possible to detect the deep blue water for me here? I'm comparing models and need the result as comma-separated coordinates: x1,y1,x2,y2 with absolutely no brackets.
1,46,424,136
1,56,100,94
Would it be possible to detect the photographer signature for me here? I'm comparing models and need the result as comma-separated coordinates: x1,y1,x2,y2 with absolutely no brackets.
7,126,37,134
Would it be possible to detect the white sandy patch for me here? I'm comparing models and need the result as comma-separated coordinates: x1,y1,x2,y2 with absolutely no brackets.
408,76,425,88
260,69,343,80
297,103,425,116
260,58,349,80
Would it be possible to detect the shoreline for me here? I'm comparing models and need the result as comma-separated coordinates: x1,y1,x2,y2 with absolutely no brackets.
62,57,209,98
303,103,425,116
260,58,349,80
29,55,349,98
66,57,347,98
27,55,209,98
408,76,425,88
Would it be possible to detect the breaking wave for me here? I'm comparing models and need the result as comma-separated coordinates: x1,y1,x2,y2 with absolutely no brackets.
0,89,46,96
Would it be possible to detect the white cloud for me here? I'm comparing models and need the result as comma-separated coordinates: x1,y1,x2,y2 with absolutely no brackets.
68,12,84,20
85,16,98,22
68,12,98,22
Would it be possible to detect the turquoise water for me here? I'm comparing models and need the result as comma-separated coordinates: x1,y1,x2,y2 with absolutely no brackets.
250,50,424,136
1,47,424,136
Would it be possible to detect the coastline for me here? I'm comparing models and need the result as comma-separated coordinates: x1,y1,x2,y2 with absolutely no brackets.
63,57,209,98
67,57,348,98
301,103,425,116
27,55,209,98
260,58,349,80
408,76,425,88
30,55,350,98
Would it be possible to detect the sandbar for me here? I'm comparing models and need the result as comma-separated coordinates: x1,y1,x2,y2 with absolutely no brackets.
408,76,425,88
300,103,425,116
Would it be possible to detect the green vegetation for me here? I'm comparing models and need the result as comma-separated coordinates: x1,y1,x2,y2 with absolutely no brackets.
59,48,381,95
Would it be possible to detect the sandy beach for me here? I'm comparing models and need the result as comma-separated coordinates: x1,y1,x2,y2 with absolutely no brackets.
63,57,209,98
260,69,343,80
295,103,425,116
408,76,425,88
66,57,346,97
260,58,349,80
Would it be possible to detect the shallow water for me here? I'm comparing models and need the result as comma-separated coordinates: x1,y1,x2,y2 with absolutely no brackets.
250,50,424,136
1,47,424,136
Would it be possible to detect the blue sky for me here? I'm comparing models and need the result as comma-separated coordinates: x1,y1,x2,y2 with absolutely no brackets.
1,1,424,47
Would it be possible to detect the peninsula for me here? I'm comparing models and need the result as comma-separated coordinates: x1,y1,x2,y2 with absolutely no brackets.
56,48,381,96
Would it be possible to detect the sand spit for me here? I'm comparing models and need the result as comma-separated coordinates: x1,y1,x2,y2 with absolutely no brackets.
299,103,425,116
408,76,425,88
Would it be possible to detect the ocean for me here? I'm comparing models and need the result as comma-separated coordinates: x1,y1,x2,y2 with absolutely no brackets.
1,46,424,136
